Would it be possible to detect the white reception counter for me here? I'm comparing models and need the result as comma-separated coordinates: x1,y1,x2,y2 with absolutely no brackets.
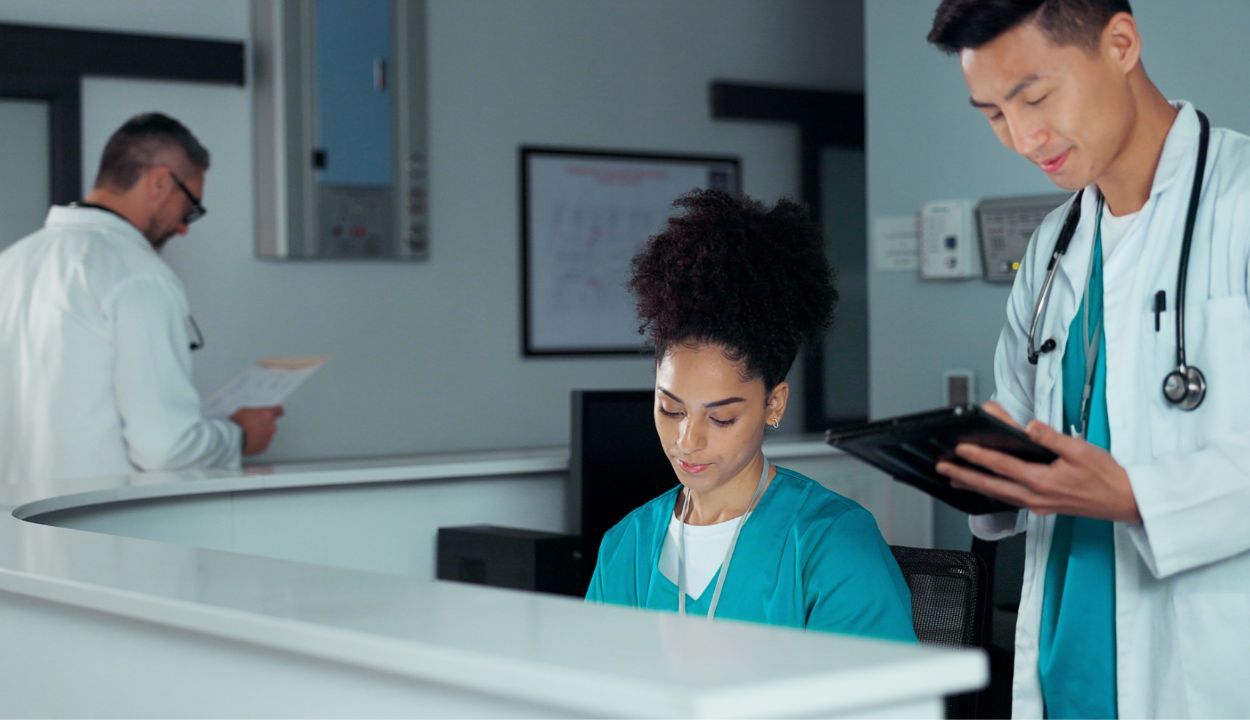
0,442,980,717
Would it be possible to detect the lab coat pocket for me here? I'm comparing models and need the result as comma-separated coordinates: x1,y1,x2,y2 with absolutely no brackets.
1172,590,1250,717
1191,297,1250,446
1149,297,1250,457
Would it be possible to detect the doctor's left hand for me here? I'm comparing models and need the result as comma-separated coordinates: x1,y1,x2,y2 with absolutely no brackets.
935,401,1143,524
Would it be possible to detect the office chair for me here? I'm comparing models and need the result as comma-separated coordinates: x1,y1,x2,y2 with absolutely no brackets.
970,535,1024,720
890,545,991,718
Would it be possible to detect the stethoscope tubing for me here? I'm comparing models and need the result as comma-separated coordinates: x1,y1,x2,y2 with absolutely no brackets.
1175,111,1211,371
1027,191,1083,365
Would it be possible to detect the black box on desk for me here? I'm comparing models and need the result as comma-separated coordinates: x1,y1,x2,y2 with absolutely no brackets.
436,525,585,597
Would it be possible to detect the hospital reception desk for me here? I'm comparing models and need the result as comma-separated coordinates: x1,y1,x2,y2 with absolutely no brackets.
0,443,985,717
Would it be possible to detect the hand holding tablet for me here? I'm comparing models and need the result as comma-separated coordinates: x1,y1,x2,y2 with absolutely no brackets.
826,404,1057,515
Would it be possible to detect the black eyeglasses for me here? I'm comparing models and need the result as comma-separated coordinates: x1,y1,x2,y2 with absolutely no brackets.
188,314,205,351
169,171,207,226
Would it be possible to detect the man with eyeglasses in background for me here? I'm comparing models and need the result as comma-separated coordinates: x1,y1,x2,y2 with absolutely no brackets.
0,112,282,506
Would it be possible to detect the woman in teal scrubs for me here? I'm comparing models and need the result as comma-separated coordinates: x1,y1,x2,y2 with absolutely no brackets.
585,190,915,643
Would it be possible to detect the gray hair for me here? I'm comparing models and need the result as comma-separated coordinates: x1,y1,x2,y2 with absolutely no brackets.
93,112,210,190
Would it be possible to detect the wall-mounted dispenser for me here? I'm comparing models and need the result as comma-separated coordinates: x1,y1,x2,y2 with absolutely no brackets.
252,0,428,260
920,200,980,279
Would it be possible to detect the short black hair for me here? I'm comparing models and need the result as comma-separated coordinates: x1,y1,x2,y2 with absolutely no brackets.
94,112,210,191
628,189,837,391
928,0,1132,54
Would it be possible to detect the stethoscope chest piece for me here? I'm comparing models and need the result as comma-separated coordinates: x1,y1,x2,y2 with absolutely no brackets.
1163,365,1206,411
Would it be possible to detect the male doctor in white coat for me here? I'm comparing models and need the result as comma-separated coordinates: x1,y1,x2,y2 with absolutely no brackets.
0,113,283,505
928,0,1250,717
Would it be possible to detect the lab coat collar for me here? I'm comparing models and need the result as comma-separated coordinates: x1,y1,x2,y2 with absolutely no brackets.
45,204,154,255
1055,186,1097,292
1147,100,1201,200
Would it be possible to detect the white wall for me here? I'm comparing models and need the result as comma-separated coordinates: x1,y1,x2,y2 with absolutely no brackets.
865,0,1250,548
0,0,864,462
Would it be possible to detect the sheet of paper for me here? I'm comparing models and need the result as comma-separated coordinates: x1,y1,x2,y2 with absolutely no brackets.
873,215,920,272
202,356,327,418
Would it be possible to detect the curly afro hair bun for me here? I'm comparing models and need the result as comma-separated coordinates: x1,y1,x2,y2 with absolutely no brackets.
628,188,838,389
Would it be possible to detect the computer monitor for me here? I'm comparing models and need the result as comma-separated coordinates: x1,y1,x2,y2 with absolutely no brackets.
569,389,677,582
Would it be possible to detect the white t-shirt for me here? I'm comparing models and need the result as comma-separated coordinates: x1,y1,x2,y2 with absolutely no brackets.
658,511,750,600
1099,205,1140,260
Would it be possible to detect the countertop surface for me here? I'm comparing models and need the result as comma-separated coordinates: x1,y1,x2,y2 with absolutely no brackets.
1,441,980,718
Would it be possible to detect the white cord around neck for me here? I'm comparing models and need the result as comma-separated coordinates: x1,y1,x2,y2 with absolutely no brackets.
677,457,771,619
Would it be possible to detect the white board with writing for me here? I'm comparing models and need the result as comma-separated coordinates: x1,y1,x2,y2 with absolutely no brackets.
522,149,740,355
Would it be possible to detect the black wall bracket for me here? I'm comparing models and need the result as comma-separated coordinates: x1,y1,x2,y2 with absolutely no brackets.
0,22,245,205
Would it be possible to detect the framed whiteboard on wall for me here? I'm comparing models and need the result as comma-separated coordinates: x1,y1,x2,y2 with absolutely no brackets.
520,147,741,356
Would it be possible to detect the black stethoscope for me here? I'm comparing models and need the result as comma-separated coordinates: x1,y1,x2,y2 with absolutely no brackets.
1026,110,1210,412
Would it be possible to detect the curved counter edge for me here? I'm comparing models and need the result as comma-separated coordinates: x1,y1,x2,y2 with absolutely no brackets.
13,446,571,520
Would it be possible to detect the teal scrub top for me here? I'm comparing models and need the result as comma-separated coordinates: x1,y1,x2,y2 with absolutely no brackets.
586,466,917,643
1039,219,1118,719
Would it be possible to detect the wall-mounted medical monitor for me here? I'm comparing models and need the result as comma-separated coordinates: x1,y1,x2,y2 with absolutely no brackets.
976,193,1068,283
252,0,428,260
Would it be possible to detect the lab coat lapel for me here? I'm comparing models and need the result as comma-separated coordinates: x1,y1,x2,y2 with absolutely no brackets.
1102,102,1202,465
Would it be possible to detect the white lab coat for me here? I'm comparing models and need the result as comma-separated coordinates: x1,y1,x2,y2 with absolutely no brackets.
979,102,1250,718
0,206,241,506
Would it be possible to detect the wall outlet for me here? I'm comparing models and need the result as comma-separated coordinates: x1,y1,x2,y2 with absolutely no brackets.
943,369,976,406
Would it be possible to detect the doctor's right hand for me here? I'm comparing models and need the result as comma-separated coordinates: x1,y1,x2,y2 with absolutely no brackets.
231,406,285,456
938,400,1141,524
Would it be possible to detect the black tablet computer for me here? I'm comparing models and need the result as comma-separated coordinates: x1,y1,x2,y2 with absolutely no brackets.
825,405,1057,515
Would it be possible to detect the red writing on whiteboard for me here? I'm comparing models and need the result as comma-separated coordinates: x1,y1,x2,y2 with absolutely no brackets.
566,165,669,186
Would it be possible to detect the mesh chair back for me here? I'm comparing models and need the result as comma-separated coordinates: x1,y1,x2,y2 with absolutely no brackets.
890,545,988,648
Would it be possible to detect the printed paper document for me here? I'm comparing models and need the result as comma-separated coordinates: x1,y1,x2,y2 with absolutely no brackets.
203,356,327,418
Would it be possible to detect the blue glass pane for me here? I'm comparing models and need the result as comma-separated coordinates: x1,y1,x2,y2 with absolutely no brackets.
315,0,394,186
